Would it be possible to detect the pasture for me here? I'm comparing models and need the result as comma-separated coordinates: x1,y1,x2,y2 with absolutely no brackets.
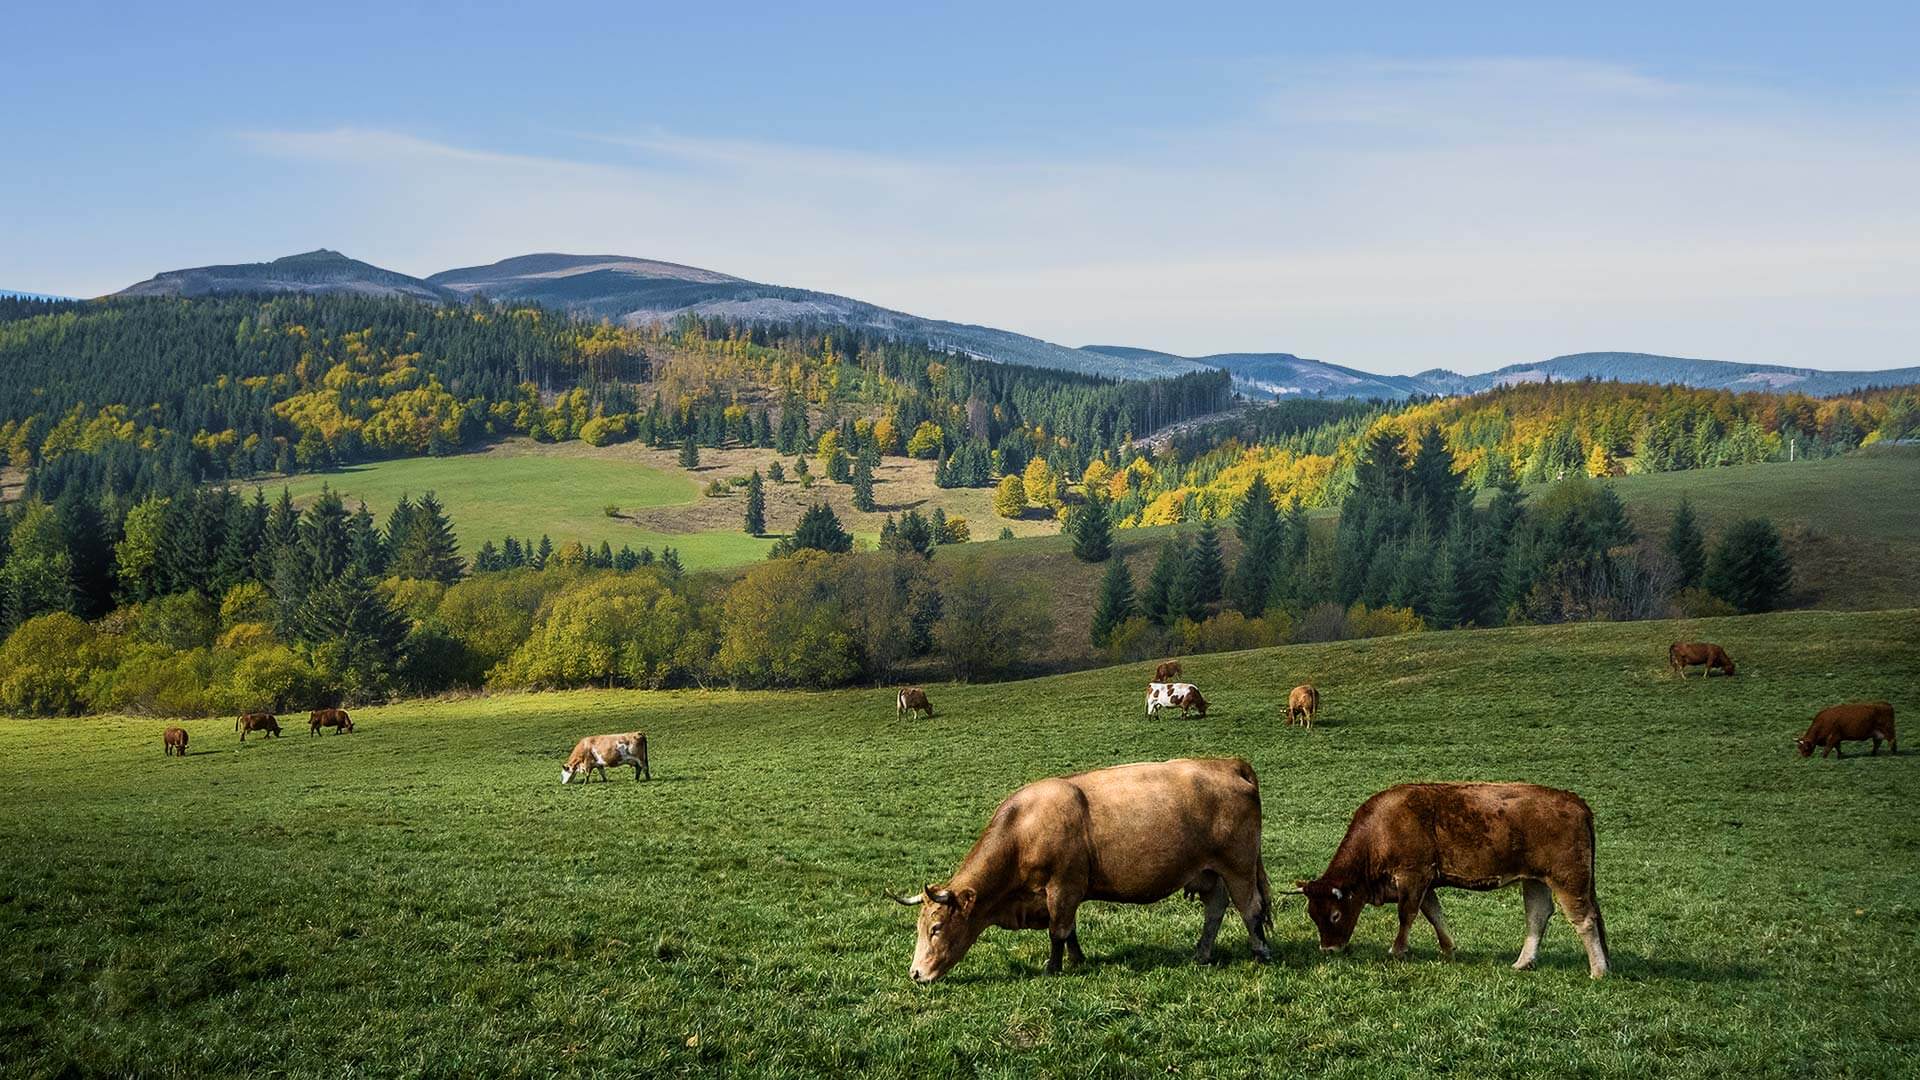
3,609,1917,1076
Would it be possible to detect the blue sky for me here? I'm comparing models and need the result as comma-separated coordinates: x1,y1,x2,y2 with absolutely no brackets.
4,2,1916,373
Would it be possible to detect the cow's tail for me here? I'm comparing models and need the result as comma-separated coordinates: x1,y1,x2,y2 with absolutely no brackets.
1256,861,1274,934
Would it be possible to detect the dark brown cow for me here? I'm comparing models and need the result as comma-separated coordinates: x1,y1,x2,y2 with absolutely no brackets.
1797,701,1897,758
893,757,1272,982
163,727,189,756
896,688,934,720
236,712,281,741
309,708,354,735
1286,684,1320,729
1294,782,1609,979
1153,660,1183,682
1669,641,1735,678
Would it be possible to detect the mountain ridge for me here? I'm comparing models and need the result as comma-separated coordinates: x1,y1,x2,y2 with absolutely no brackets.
104,250,1920,396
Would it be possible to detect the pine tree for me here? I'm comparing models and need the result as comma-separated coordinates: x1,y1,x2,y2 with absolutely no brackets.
1227,474,1279,613
293,569,411,702
1067,498,1113,562
256,488,299,583
614,545,639,571
768,461,785,484
1667,497,1705,588
898,509,934,557
390,492,463,583
1427,537,1467,628
215,489,267,594
596,541,614,568
55,492,114,618
851,454,875,511
1705,517,1793,613
347,501,386,579
1409,426,1462,534
534,534,553,569
931,507,948,545
1176,521,1226,621
659,547,684,580
474,540,501,573
743,470,766,535
384,496,417,564
1090,558,1136,647
679,436,699,469
1142,538,1185,628
782,503,853,555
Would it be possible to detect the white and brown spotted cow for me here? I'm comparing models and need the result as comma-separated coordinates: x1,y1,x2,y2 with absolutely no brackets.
561,732,651,784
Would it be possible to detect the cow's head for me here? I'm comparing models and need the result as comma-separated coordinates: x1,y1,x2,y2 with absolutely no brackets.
1297,878,1363,951
1795,736,1815,758
1720,660,1737,676
894,883,982,984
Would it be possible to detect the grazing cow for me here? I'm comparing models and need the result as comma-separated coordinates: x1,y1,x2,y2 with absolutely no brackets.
1146,682,1209,719
163,727,189,757
309,708,354,735
1797,702,1897,758
236,712,281,741
897,688,935,720
1154,660,1183,682
1669,642,1736,679
561,732,651,783
1286,684,1320,729
1293,782,1609,979
893,757,1272,982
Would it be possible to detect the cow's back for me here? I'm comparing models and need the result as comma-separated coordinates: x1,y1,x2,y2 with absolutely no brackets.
1358,783,1593,889
1066,758,1261,901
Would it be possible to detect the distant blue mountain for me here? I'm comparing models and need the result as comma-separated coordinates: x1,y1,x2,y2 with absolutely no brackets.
0,289,74,301
1411,352,1920,398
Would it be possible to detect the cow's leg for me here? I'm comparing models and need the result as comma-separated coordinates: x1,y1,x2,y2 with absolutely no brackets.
1391,892,1422,958
1550,881,1609,979
1193,875,1230,964
1221,869,1272,962
1872,737,1881,756
1420,890,1456,958
1514,880,1553,970
1044,882,1085,973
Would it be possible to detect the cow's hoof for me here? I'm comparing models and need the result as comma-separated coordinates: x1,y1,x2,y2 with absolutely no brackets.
1512,958,1536,972
1251,949,1272,965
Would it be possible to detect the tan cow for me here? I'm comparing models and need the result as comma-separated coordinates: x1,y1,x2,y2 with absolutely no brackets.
1286,684,1320,729
561,732,651,783
1293,782,1609,978
163,727,189,756
894,757,1272,982
236,712,281,740
1797,701,1897,758
897,688,934,720
1153,660,1183,683
1669,642,1735,678
309,708,354,735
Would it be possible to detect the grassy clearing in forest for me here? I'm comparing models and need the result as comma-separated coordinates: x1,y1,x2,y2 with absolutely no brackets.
3,609,1917,1076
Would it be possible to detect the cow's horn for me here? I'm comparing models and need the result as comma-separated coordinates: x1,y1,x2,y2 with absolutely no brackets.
891,891,928,906
927,884,957,905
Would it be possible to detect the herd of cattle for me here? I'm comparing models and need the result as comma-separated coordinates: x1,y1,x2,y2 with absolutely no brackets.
155,637,1896,983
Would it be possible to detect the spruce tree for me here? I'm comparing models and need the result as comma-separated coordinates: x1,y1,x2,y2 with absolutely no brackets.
1090,558,1136,647
679,436,699,469
783,503,854,555
898,509,934,557
614,545,639,571
534,535,553,569
743,470,766,535
390,492,463,583
1142,538,1185,627
1227,475,1279,613
851,454,875,511
1667,497,1705,589
474,540,501,573
347,501,386,579
659,547,684,580
1427,537,1467,628
1705,517,1792,613
1409,425,1462,535
1067,499,1113,562
1176,521,1226,621
384,496,417,564
55,492,114,618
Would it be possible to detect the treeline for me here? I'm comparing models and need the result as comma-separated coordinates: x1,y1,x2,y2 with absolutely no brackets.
1112,380,1919,526
1079,424,1796,660
0,295,1231,510
0,483,1052,716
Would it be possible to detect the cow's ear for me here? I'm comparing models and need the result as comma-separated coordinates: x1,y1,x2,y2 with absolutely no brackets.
953,887,977,916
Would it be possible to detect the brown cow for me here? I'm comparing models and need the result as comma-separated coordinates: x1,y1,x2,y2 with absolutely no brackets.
1294,782,1609,979
1797,701,1897,758
897,688,934,720
1669,641,1735,678
1153,660,1183,682
561,732,651,783
893,757,1272,982
163,727,189,756
1286,684,1320,729
236,712,281,741
309,708,354,735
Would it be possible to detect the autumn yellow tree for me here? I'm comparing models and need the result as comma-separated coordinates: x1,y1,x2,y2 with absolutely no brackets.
1022,457,1062,510
994,474,1028,518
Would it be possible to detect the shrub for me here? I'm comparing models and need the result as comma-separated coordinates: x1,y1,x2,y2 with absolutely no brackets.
1101,616,1159,663
380,577,449,624
0,613,112,716
227,644,326,713
1672,587,1738,618
1176,611,1288,655
434,569,572,676
219,582,275,629
717,552,864,688
131,592,218,652
217,622,277,651
936,558,1053,681
96,645,236,718
490,571,709,690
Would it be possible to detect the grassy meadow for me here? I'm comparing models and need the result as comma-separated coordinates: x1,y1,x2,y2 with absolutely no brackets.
4,609,1917,1076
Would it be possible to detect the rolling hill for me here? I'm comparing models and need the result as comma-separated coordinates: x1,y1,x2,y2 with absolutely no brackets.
113,249,459,303
1413,351,1920,398
1084,345,1430,400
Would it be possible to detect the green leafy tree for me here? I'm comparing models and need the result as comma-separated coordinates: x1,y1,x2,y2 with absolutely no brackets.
115,495,171,603
1705,517,1793,613
993,474,1028,519
936,558,1054,681
2,500,75,630
1090,558,1136,647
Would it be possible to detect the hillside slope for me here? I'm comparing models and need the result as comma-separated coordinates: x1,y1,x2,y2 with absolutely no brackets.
3,608,1914,1075
1415,351,1920,397
1086,345,1428,400
113,249,458,303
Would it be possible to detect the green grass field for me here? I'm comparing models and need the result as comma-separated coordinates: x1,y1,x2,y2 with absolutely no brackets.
4,609,1917,1076
256,443,774,570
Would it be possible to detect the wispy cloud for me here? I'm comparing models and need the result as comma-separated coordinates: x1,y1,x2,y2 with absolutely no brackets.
239,58,1920,372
